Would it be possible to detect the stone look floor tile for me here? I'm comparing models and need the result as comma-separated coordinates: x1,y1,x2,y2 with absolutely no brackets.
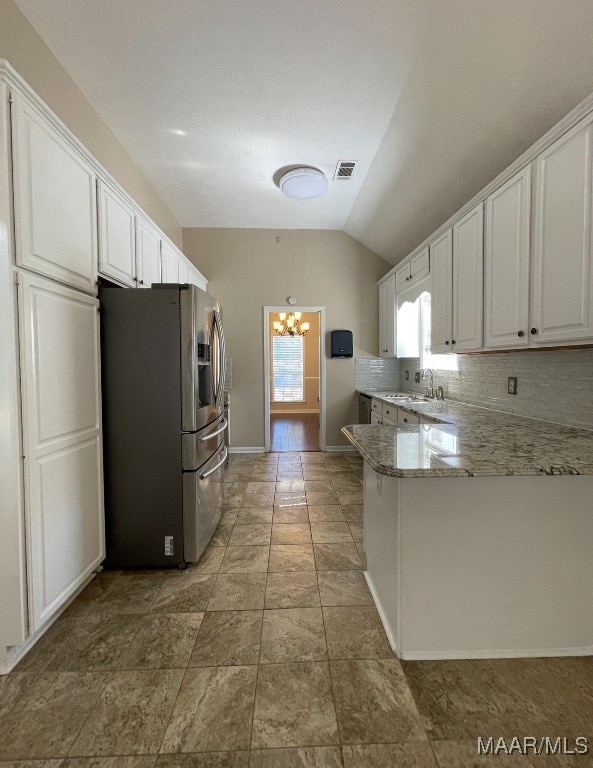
228,524,272,546
252,662,339,748
271,524,312,545
208,573,267,611
342,743,438,767
273,505,309,524
303,480,335,492
356,544,367,569
430,740,535,767
246,482,276,494
46,614,142,671
192,546,225,573
156,754,249,768
13,617,78,673
249,747,343,767
161,666,257,753
347,522,363,543
265,572,320,608
189,610,262,666
313,544,362,571
307,505,345,523
322,607,393,659
336,491,363,507
235,507,273,525
70,669,183,756
0,672,108,759
275,493,307,507
268,545,316,572
331,659,426,744
260,608,327,663
317,571,373,606
306,492,339,506
119,613,204,669
150,574,216,613
310,522,354,544
241,494,275,508
276,480,306,492
92,575,162,615
220,545,270,573
210,522,234,546
342,504,363,522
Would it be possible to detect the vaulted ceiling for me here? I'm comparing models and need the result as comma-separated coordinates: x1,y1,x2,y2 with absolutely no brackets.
14,0,593,263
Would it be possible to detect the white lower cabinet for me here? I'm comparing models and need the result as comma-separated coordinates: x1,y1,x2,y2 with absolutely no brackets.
18,272,104,631
397,409,420,425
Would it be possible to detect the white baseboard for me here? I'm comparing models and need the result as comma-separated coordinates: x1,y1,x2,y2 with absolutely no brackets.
325,445,357,452
229,447,266,454
270,409,320,415
364,570,398,654
398,645,593,660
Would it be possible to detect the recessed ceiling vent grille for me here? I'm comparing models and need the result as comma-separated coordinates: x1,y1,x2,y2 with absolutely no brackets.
334,161,356,180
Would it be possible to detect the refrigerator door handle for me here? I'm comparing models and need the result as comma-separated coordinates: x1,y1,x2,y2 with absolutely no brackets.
212,309,225,409
200,446,228,480
199,418,227,442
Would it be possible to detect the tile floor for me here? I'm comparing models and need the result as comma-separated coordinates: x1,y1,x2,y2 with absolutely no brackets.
2,451,593,767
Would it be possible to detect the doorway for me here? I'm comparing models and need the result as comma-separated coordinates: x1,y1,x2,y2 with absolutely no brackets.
263,306,326,452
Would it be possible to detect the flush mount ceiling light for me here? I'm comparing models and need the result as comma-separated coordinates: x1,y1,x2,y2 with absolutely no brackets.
279,167,328,199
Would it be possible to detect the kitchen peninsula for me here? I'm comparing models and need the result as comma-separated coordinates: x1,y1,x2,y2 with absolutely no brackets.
342,397,593,661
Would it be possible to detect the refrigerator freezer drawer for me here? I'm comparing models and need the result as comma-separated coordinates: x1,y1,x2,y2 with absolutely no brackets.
182,443,227,562
181,414,226,471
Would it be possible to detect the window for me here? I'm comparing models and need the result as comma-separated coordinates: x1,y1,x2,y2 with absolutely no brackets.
419,292,458,372
272,335,304,401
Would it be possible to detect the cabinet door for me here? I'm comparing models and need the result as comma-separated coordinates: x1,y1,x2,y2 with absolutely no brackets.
136,218,161,288
178,257,190,284
189,267,208,292
410,247,430,283
378,281,387,356
18,273,104,631
531,114,593,344
97,180,136,286
11,93,97,292
397,409,420,425
395,263,411,292
484,168,531,348
430,229,453,353
384,274,396,356
452,203,484,351
161,243,179,282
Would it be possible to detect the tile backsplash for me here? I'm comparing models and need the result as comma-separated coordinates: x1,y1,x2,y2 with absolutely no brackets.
398,348,593,430
355,357,400,391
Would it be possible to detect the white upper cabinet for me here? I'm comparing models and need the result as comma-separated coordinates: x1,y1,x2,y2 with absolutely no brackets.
531,114,593,344
11,93,97,292
136,217,161,288
452,203,484,351
430,229,453,353
484,167,531,348
410,247,430,283
178,257,191,284
97,180,136,287
395,263,410,292
161,242,179,282
378,274,396,357
18,272,104,631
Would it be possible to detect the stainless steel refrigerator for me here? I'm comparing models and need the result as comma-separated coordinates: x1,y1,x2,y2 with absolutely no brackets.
100,283,227,568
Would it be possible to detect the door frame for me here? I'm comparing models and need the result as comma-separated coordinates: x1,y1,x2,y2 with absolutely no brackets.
263,306,326,452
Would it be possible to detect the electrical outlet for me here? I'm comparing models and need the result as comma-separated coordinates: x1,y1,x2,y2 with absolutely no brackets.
405,370,409,381
414,371,421,383
508,376,517,395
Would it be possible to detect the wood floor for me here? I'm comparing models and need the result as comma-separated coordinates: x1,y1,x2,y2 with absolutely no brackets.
270,412,320,452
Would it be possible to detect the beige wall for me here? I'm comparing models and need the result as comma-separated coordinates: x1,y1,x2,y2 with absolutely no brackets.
0,0,182,247
183,228,391,448
269,312,320,414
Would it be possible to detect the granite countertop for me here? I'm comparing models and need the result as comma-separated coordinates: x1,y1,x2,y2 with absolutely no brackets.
343,391,593,478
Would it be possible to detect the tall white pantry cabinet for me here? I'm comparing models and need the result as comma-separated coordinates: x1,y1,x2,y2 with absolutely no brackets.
0,61,207,673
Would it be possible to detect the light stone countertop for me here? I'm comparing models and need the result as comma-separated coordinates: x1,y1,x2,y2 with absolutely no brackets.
343,391,593,478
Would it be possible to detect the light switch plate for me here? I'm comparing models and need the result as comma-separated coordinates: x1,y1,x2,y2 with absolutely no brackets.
508,376,517,395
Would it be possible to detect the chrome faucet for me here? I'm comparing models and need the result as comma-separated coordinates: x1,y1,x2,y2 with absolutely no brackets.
421,368,434,399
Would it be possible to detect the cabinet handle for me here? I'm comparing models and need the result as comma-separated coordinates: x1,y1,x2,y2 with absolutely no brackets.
530,328,537,335
445,340,450,346
517,330,524,337
451,339,456,345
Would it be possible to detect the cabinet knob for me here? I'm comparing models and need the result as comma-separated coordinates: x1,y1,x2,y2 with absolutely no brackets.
530,328,537,335
403,417,408,422
139,279,144,285
406,276,409,281
517,330,524,337
451,339,456,345
445,340,449,346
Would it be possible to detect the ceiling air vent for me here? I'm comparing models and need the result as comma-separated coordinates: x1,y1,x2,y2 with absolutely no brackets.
334,161,356,180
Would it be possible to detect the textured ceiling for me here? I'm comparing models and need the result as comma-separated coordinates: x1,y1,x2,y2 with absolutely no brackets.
13,0,593,263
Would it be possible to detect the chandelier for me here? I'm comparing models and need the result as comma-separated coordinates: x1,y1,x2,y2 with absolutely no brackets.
273,312,310,336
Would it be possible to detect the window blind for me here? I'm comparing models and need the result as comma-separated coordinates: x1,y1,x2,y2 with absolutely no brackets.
272,335,304,401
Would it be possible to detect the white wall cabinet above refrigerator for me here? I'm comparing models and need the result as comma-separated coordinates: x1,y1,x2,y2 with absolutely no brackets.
135,217,162,287
97,180,136,287
11,92,98,293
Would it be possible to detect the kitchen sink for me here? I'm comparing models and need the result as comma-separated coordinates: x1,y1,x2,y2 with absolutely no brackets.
381,393,429,403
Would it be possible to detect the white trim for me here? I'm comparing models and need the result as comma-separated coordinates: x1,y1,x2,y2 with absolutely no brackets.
270,409,320,414
378,85,593,281
398,645,593,661
263,306,326,452
0,59,205,287
228,446,265,454
364,570,397,653
324,445,357,452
